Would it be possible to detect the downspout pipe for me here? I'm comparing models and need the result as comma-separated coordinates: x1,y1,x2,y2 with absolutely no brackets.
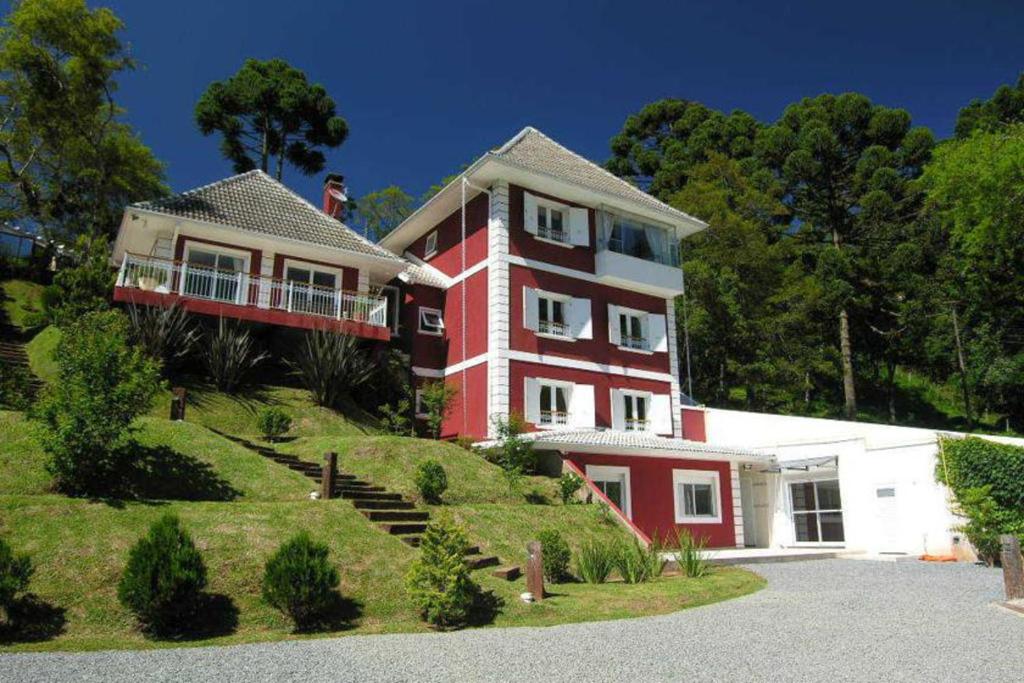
460,178,491,435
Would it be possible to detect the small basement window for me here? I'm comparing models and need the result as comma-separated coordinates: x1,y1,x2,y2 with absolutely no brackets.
424,231,438,259
418,307,444,335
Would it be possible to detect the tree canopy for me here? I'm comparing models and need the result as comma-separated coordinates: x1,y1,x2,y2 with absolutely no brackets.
349,185,415,240
195,58,348,180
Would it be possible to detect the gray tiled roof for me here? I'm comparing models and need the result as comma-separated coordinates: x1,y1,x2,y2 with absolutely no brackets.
475,428,769,459
490,127,705,227
400,262,452,289
133,170,403,262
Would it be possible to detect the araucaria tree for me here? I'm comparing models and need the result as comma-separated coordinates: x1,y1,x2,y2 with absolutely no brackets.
0,0,166,240
195,58,349,180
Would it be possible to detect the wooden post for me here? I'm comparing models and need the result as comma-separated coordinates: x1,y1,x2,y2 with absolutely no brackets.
1000,535,1024,602
526,540,545,601
320,451,337,500
170,387,186,421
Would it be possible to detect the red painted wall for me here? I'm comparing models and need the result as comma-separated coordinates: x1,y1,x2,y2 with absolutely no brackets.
407,193,488,277
414,361,489,440
404,285,446,369
564,452,736,548
682,407,707,442
271,253,359,292
509,359,672,433
508,184,596,272
442,269,488,365
509,264,670,373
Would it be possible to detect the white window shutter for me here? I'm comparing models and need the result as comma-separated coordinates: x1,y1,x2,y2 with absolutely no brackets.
569,207,589,246
524,192,538,235
607,304,621,345
650,394,672,435
569,297,593,339
648,313,668,352
524,378,540,424
610,389,624,430
569,384,595,428
523,287,539,331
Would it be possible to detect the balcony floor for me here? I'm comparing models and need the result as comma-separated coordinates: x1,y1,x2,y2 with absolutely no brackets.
114,287,391,341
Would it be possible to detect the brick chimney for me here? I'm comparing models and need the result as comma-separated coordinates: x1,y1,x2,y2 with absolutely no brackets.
323,173,347,221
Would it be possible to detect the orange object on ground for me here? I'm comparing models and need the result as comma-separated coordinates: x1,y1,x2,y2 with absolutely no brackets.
920,554,957,562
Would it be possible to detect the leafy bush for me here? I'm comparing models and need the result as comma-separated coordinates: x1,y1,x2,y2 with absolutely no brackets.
489,412,537,473
262,532,340,631
414,460,448,504
537,529,571,583
34,310,162,495
44,235,114,326
576,540,616,584
675,528,710,578
420,379,457,439
257,407,292,442
202,318,268,393
615,537,664,584
0,360,32,410
405,515,479,629
126,302,199,371
937,437,1024,564
558,472,583,504
290,329,373,408
117,514,207,636
0,537,33,618
379,396,413,436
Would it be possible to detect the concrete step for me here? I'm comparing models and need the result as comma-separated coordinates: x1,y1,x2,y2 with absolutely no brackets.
361,510,430,523
380,522,429,536
492,566,521,581
339,490,402,501
352,499,415,510
466,556,500,571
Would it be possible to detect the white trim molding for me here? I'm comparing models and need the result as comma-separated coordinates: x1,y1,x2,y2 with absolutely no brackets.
672,468,723,524
666,298,683,438
504,349,673,384
730,462,745,547
412,352,488,379
487,181,511,437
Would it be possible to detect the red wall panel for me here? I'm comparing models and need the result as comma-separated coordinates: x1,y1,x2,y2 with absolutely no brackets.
442,269,488,365
404,285,447,369
508,184,596,272
682,407,707,442
415,361,489,440
271,253,359,292
564,452,736,548
407,193,489,277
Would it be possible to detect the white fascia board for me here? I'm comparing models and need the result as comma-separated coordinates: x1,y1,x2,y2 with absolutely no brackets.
545,442,769,463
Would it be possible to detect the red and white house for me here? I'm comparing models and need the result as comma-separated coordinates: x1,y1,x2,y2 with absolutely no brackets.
110,127,777,549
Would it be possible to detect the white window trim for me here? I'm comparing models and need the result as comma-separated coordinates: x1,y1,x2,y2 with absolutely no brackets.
183,243,251,272
618,389,653,432
533,196,574,247
586,465,632,520
534,289,572,339
786,477,845,547
614,305,651,352
414,389,428,419
424,231,438,259
533,378,574,430
673,469,723,524
282,258,343,288
417,306,444,336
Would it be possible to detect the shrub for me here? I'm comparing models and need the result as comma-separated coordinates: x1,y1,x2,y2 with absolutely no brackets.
675,528,710,578
615,537,664,584
405,515,478,629
951,486,1024,566
0,537,33,619
290,329,373,408
34,310,162,495
558,472,583,505
117,514,207,636
379,397,413,436
0,360,32,410
420,379,457,439
257,407,292,442
262,532,340,631
489,412,537,473
576,540,615,584
44,235,116,326
202,318,268,393
126,302,199,371
414,460,448,504
537,529,571,583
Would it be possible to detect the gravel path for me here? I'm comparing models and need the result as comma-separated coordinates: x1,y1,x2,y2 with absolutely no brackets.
3,559,1022,682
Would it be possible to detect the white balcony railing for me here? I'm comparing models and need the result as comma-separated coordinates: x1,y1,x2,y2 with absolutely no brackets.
116,253,389,328
539,410,570,426
538,319,569,337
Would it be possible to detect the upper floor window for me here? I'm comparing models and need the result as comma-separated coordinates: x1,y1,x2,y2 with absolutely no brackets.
524,287,592,341
524,191,589,247
607,304,667,353
600,212,679,266
525,377,594,429
622,392,648,431
424,231,438,259
619,311,646,350
538,382,569,426
418,307,444,335
538,294,567,337
611,388,672,434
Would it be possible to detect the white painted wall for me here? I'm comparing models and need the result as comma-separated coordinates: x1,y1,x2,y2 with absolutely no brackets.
701,407,1024,557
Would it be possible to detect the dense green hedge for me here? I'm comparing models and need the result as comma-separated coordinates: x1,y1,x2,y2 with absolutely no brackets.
937,437,1024,511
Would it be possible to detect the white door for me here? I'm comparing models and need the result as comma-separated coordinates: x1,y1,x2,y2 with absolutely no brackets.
740,471,770,548
875,485,902,554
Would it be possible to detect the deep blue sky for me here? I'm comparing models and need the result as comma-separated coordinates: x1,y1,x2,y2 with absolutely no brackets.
103,0,1022,208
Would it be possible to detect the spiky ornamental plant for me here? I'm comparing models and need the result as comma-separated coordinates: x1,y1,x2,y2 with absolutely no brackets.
405,515,477,629
126,302,200,372
289,329,374,408
202,318,268,393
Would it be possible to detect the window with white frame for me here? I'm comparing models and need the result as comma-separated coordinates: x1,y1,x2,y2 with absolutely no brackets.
537,293,568,337
619,310,647,350
524,287,592,341
607,304,667,353
418,307,444,335
622,392,649,431
525,377,594,429
673,469,722,523
586,465,631,519
183,245,248,303
538,382,570,426
524,192,589,246
284,261,339,316
536,202,567,243
424,231,438,259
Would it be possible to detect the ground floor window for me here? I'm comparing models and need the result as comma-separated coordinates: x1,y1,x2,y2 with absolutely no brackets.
790,479,844,543
585,465,631,519
673,469,722,523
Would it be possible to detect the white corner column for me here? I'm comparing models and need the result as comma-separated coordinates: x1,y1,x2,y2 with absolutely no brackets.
666,298,683,438
730,462,745,548
487,180,511,438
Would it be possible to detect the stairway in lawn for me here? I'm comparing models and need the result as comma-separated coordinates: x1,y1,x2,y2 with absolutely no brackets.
0,287,44,398
214,432,502,572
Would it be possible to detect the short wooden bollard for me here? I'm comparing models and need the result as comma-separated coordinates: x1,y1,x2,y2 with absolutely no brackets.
526,541,545,601
320,451,338,501
169,387,186,421
1000,535,1024,602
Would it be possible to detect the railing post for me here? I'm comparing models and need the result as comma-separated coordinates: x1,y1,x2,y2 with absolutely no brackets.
336,290,342,320
320,451,337,500
1001,535,1024,602
116,256,128,287
236,271,244,305
287,281,293,312
179,263,187,295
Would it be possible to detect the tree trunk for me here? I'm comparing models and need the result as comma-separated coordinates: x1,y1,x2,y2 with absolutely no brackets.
886,360,897,424
260,126,269,173
276,134,286,180
804,371,811,406
832,228,857,420
950,305,973,430
718,362,725,403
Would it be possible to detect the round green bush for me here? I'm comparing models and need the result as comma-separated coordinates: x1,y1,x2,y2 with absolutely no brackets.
405,515,477,629
414,460,448,504
256,406,292,441
558,472,583,504
537,529,572,583
0,536,33,612
117,514,207,636
262,532,340,631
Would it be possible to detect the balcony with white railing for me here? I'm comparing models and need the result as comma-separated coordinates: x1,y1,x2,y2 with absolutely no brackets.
114,253,390,336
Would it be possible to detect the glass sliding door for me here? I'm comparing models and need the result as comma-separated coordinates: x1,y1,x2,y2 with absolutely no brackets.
184,248,244,303
790,479,844,544
285,265,337,316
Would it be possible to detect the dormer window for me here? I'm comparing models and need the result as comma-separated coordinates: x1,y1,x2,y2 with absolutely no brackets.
424,231,438,259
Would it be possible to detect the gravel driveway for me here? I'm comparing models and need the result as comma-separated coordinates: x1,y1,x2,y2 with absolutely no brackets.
2,559,1022,682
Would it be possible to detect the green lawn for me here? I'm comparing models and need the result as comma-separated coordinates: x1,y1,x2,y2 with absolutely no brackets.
0,279,45,331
